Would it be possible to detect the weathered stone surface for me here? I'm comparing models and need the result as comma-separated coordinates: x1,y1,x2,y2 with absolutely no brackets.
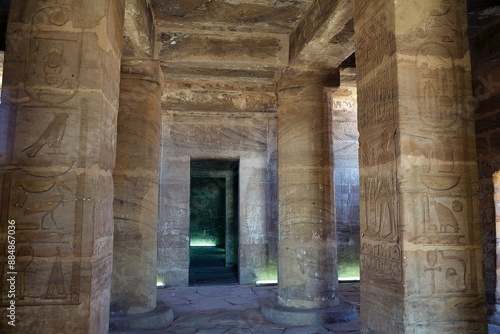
122,0,155,58
354,0,487,332
0,1,125,333
0,0,496,332
468,2,500,312
162,65,277,112
328,85,359,279
158,31,288,69
290,0,355,69
110,59,162,316
151,0,310,35
276,67,338,310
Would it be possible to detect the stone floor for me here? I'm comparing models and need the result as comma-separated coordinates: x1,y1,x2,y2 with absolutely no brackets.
111,281,500,333
189,246,238,286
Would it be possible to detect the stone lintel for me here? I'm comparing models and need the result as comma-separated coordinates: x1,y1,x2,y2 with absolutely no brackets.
291,0,355,69
161,65,278,113
157,29,289,70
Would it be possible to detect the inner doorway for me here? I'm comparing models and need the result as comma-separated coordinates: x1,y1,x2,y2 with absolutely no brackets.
189,159,239,285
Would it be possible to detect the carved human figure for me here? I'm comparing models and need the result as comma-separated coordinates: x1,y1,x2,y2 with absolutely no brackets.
365,130,397,240
16,246,35,300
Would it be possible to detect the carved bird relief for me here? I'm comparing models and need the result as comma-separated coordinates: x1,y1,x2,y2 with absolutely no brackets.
434,202,459,233
21,181,71,230
22,113,68,157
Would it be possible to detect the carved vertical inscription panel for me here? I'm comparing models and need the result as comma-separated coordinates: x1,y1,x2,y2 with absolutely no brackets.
359,64,401,282
403,0,482,300
406,0,472,249
26,5,82,105
1,4,84,306
1,109,81,305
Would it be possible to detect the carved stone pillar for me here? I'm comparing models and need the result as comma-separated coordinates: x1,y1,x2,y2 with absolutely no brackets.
110,59,161,314
495,171,500,314
0,1,124,333
109,58,173,331
261,67,357,325
353,0,487,332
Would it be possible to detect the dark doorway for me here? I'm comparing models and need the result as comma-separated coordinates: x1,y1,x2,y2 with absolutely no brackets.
189,159,239,285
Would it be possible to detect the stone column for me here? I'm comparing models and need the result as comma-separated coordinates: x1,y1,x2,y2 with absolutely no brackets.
495,172,500,315
261,67,357,325
353,0,487,332
110,59,161,313
0,1,124,333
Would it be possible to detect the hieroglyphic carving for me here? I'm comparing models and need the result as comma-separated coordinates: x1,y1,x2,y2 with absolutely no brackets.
354,2,395,80
416,43,458,130
407,33,468,246
361,242,402,281
16,247,35,300
2,169,76,306
418,250,467,295
415,0,455,43
168,121,267,152
408,192,467,246
45,246,67,299
22,113,68,157
21,181,72,230
357,62,397,130
1,114,77,306
26,6,82,104
361,129,398,242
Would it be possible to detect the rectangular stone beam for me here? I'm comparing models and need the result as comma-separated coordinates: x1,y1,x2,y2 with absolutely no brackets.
289,0,354,69
156,28,289,70
161,65,277,112
150,0,312,35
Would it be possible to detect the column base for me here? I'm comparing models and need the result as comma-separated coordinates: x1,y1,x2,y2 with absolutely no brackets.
109,301,174,331
261,300,358,326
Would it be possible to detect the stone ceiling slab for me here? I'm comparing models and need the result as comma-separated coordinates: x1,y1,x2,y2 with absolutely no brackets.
157,30,289,69
290,0,355,69
150,0,313,34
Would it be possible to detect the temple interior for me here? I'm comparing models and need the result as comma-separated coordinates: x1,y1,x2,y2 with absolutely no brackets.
0,0,500,333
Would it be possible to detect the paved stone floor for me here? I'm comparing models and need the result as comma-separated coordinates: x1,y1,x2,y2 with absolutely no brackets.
111,281,500,333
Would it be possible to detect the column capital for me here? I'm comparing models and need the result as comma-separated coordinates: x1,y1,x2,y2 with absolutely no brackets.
121,58,163,86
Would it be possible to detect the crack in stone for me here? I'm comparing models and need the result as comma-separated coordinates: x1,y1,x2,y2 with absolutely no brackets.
225,298,237,305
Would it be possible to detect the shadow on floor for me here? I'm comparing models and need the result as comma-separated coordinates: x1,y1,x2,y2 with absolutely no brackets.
189,246,238,286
